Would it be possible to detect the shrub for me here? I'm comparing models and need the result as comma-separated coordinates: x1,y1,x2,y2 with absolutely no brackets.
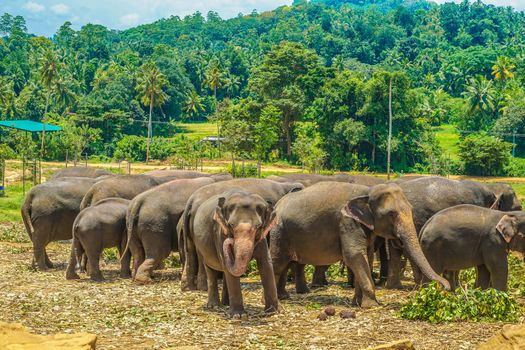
400,282,521,323
458,134,512,176
224,163,258,178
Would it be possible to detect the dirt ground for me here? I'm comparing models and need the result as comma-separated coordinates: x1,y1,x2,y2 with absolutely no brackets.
0,223,517,350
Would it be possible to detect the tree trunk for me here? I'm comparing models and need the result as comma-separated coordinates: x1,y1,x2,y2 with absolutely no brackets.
215,87,221,158
387,77,393,180
146,94,153,163
284,114,291,158
40,93,50,159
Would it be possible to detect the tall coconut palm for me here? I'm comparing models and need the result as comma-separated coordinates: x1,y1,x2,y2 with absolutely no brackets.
53,75,77,112
183,90,205,120
0,76,16,118
492,56,515,82
38,48,60,158
463,75,496,115
204,61,225,154
136,61,168,163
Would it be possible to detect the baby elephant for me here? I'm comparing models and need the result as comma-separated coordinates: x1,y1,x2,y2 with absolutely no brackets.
419,204,525,291
192,189,278,318
66,198,131,281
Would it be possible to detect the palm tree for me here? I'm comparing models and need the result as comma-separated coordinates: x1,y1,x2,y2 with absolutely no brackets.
183,90,204,120
53,75,77,111
463,75,496,115
136,61,168,163
0,76,15,118
204,61,225,154
492,56,515,82
38,48,60,157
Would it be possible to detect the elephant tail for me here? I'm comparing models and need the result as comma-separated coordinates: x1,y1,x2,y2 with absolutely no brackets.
122,197,142,261
21,192,34,240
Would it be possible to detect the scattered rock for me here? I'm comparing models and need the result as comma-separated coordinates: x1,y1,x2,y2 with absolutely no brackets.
477,323,525,350
363,339,415,350
340,310,356,319
324,307,336,316
317,312,328,321
0,321,97,349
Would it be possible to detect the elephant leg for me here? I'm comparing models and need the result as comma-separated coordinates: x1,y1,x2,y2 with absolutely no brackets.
254,242,279,313
377,242,388,286
347,266,355,288
341,231,378,308
134,258,157,284
295,264,310,294
487,259,509,291
196,251,208,291
205,266,220,309
221,279,229,306
311,265,329,287
223,271,244,318
181,237,198,291
443,270,457,290
272,255,291,300
475,265,491,289
386,246,404,290
32,236,49,271
86,247,103,282
65,238,82,280
118,238,132,279
44,252,54,268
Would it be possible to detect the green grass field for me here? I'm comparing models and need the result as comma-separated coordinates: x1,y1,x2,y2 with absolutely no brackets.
434,124,460,160
0,184,27,222
175,122,217,139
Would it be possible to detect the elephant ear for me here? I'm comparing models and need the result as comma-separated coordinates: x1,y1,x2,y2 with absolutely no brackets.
490,193,502,210
496,214,517,243
213,197,229,236
259,201,277,242
341,196,374,231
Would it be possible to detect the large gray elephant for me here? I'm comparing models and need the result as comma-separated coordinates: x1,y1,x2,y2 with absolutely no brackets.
193,190,278,317
66,198,131,281
383,176,521,289
144,169,232,182
50,166,113,180
270,182,450,307
80,174,163,209
419,205,525,291
181,178,304,291
267,173,385,187
21,177,98,270
126,177,219,284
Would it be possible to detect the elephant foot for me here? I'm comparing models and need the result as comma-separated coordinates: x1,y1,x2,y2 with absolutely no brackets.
66,272,80,280
264,303,280,314
295,284,310,294
197,279,208,291
277,290,290,300
206,301,220,310
134,274,154,285
45,261,54,268
90,274,104,282
229,308,246,319
181,280,197,291
360,298,380,308
120,270,132,279
35,265,49,272
375,277,387,287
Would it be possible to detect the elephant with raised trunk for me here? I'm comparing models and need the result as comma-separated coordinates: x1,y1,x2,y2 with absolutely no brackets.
66,198,131,281
181,178,303,291
270,182,450,307
193,190,278,317
419,205,525,291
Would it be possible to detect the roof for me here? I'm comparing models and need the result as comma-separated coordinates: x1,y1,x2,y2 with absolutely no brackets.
0,120,62,132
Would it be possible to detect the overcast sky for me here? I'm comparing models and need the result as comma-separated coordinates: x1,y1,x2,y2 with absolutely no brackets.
0,0,523,37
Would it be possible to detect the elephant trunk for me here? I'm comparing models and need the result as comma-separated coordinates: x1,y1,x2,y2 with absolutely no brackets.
223,225,255,278
397,217,451,291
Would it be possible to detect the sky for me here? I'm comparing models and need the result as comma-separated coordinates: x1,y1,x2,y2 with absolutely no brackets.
0,0,523,37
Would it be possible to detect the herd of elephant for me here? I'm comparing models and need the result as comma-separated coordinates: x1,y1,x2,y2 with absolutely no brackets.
20,167,524,317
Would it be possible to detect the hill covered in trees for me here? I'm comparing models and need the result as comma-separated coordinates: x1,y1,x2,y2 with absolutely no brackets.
0,0,524,175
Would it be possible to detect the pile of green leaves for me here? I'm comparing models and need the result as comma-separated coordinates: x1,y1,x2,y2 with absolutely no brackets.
400,282,521,323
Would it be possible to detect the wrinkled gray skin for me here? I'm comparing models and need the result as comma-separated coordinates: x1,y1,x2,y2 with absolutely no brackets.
21,177,98,271
270,182,450,307
384,176,521,289
126,177,218,284
419,205,525,291
181,178,304,291
267,173,385,187
80,174,163,209
144,169,232,182
66,198,131,281
193,190,278,317
49,166,113,179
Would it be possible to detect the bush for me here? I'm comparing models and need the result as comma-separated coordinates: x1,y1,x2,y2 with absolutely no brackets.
458,134,512,176
400,282,521,323
224,162,258,178
505,158,525,177
113,135,176,162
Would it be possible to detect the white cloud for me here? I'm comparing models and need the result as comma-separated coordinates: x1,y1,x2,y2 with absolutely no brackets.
51,3,70,15
23,1,45,13
119,13,140,26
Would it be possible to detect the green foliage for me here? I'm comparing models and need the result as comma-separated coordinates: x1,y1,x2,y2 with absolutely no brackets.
399,282,521,323
458,134,512,176
292,122,327,173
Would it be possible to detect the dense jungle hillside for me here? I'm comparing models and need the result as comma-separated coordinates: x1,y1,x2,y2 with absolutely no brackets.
1,0,525,175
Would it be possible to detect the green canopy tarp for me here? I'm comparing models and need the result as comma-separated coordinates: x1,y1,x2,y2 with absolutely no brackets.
0,120,62,133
